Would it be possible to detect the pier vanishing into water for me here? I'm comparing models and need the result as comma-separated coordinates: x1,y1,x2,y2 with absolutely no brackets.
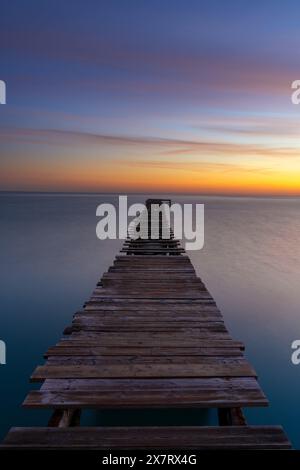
2,199,291,449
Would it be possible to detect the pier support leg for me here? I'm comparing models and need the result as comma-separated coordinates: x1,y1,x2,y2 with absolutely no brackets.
48,409,81,427
218,407,246,426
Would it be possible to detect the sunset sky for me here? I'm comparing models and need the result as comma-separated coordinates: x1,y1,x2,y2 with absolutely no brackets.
1,0,300,195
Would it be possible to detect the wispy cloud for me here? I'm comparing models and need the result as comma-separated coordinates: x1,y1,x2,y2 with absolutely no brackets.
1,127,299,160
123,160,275,175
0,26,296,101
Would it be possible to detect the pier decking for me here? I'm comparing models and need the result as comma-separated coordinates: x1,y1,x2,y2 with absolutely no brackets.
2,199,291,450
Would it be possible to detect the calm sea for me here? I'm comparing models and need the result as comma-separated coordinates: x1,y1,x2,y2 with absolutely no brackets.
0,193,299,447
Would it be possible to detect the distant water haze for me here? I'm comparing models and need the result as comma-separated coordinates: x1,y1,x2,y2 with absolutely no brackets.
0,193,299,447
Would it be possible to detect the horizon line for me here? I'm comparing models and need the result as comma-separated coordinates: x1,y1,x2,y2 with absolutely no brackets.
1,190,300,199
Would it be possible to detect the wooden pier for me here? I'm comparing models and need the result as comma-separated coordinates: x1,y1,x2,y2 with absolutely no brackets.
2,199,291,449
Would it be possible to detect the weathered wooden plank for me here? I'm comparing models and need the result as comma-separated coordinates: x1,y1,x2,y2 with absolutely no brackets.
101,280,204,287
70,324,228,333
61,335,231,347
30,361,257,381
23,378,268,408
73,317,222,324
105,274,197,278
80,306,220,314
73,320,225,327
113,266,191,270
73,310,224,322
85,298,215,304
123,246,182,251
2,426,290,449
113,261,192,266
123,242,181,247
73,313,222,321
70,325,227,333
114,257,191,263
113,261,191,265
83,301,218,310
66,328,230,336
71,328,228,335
45,356,246,365
99,285,207,292
106,266,196,272
72,322,225,330
109,267,196,272
120,249,185,253
39,377,265,391
57,339,244,348
90,294,213,300
103,274,199,280
113,261,191,266
114,256,190,261
73,313,223,321
74,317,222,323
90,297,214,303
45,347,244,357
92,291,209,297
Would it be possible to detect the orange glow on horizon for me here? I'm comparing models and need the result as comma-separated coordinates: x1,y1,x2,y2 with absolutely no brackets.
2,157,300,196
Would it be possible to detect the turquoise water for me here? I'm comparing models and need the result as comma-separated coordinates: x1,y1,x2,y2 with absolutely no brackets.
0,193,299,447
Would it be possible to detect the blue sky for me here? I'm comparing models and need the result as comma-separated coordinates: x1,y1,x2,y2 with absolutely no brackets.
0,0,300,193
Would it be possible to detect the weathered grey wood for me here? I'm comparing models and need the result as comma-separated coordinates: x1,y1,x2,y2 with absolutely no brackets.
59,335,232,347
102,275,199,281
91,291,213,299
101,280,205,288
45,355,246,365
85,298,215,304
78,304,220,311
2,426,291,449
44,346,244,357
72,314,224,322
114,256,190,262
57,339,245,349
121,248,185,253
31,361,257,381
71,323,226,331
70,323,228,333
109,267,196,273
23,377,268,408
